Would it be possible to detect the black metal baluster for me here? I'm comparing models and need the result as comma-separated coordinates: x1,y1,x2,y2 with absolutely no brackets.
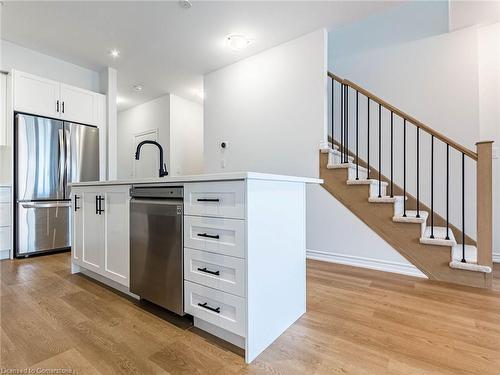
367,98,370,179
340,84,344,162
403,119,407,217
446,144,450,240
378,103,382,198
331,78,334,148
461,152,465,262
430,135,434,238
390,112,394,197
356,91,359,180
416,127,420,218
345,85,349,163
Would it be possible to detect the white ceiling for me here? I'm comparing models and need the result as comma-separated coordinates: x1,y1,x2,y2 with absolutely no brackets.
1,1,400,111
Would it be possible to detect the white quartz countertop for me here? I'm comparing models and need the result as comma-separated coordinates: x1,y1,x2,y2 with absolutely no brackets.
69,172,323,187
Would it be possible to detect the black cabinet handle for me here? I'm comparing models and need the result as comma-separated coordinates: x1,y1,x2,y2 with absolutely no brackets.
62,101,65,114
197,267,220,276
56,100,60,112
95,195,99,214
198,302,220,313
197,198,220,202
97,196,104,214
74,195,80,212
197,233,220,240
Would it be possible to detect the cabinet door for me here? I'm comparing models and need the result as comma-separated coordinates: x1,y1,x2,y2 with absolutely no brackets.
71,189,83,265
14,71,60,118
103,186,130,287
81,190,105,273
60,84,95,125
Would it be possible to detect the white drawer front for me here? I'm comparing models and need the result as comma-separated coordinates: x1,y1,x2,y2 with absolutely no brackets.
184,248,245,297
0,188,11,203
184,181,245,219
184,215,245,258
0,203,11,227
0,227,11,251
184,280,246,337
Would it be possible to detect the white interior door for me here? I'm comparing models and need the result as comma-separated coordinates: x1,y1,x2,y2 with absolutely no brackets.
133,130,158,179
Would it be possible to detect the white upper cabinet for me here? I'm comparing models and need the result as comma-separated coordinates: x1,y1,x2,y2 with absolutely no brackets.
13,70,105,126
60,83,95,124
13,71,60,119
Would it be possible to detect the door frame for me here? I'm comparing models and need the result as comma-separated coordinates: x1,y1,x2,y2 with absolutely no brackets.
132,128,159,179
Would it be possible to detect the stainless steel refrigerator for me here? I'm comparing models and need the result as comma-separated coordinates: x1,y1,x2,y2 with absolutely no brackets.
15,113,99,257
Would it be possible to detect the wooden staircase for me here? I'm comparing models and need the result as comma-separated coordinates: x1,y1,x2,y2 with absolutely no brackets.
321,72,493,288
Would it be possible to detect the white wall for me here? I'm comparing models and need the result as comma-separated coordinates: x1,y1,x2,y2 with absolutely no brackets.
117,94,170,179
169,94,203,176
203,29,327,178
1,40,100,92
478,22,500,261
117,93,203,179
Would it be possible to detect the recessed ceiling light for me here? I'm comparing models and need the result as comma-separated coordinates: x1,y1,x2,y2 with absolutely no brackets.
132,84,143,92
225,34,252,51
179,0,192,9
109,49,120,58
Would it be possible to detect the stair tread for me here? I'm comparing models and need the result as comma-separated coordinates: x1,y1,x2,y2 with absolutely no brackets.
347,179,388,186
420,226,457,246
393,210,428,223
320,145,339,153
368,195,405,203
327,162,368,172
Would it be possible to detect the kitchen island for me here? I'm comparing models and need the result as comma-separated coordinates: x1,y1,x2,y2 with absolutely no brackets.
69,172,321,363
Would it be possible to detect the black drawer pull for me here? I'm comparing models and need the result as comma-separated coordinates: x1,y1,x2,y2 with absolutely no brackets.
197,233,220,240
198,302,220,313
197,267,220,276
74,195,80,212
197,198,220,202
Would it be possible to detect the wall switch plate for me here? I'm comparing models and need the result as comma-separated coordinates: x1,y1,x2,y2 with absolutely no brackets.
492,147,498,159
221,159,226,168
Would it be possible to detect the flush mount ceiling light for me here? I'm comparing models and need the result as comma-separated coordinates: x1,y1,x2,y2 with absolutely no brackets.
132,84,143,92
109,49,120,58
225,34,252,51
179,0,192,9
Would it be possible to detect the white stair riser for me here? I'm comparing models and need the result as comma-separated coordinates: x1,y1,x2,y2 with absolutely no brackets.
369,183,387,198
347,167,368,180
393,199,405,216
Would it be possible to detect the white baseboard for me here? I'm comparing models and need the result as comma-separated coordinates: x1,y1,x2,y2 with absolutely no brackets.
307,249,428,278
493,253,500,263
0,249,10,260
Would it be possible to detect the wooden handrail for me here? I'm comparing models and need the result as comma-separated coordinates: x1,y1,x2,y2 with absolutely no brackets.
328,71,478,160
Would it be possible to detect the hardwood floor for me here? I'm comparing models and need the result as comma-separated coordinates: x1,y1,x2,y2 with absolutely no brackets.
1,253,500,374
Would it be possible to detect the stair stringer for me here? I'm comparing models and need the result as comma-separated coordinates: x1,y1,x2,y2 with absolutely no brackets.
319,152,491,288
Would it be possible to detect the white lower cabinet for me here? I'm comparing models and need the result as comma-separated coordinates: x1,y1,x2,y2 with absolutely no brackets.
184,280,246,337
72,185,130,287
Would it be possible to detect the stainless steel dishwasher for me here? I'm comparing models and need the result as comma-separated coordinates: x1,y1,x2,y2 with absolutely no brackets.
130,186,184,315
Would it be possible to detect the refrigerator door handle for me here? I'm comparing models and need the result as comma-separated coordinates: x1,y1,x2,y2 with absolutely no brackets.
64,125,71,198
21,202,72,209
58,128,66,197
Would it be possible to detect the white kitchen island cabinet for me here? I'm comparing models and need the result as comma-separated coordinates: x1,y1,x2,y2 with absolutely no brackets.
70,172,321,363
71,185,130,287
